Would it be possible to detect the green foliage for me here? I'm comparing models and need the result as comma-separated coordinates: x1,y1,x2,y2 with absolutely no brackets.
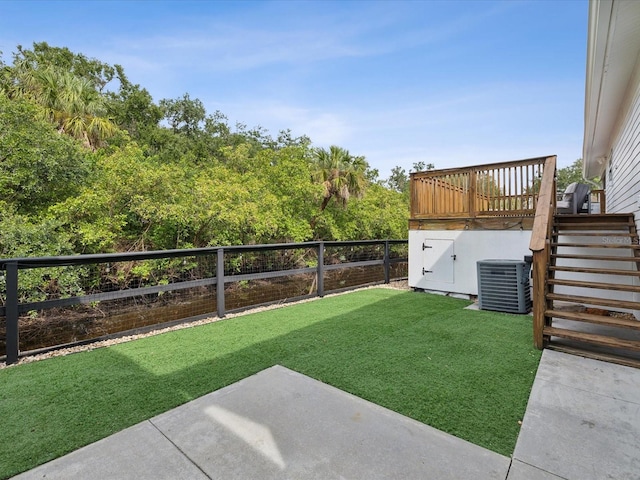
8,42,118,91
97,257,195,291
0,41,410,262
386,165,409,193
411,161,435,172
52,142,323,251
0,94,90,214
352,184,410,239
556,158,599,191
1,43,120,149
107,82,163,142
53,143,195,251
244,146,318,242
0,209,86,303
159,93,206,137
312,145,368,212
315,184,408,240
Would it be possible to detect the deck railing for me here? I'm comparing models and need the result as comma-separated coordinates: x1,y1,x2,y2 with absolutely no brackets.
591,189,606,213
410,156,551,219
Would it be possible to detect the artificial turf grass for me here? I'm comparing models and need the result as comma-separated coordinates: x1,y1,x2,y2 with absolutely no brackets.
0,289,541,478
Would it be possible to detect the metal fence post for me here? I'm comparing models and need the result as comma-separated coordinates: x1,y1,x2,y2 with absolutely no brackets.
317,242,324,297
216,248,225,318
384,240,390,284
6,262,19,365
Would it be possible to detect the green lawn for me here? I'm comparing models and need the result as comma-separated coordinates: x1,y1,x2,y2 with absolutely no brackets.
0,288,541,478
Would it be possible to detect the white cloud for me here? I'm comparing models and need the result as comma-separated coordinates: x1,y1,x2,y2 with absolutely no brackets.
89,0,514,78
104,25,365,75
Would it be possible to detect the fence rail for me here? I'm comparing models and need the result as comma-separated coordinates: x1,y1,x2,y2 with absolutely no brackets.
1,240,408,364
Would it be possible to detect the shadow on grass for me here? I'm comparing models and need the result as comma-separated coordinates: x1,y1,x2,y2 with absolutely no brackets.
0,289,541,478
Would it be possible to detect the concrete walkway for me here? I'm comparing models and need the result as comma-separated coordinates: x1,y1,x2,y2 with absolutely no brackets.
13,351,640,479
509,349,640,480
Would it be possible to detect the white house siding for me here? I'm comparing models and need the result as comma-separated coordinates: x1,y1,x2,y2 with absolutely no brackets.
605,74,640,316
607,76,640,225
583,0,640,317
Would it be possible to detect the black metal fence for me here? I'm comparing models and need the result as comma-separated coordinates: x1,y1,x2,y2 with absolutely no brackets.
0,240,408,364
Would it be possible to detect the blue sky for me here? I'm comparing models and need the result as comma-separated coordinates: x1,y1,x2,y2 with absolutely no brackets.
0,0,588,177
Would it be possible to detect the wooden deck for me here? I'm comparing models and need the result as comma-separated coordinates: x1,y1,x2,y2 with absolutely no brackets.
410,156,553,230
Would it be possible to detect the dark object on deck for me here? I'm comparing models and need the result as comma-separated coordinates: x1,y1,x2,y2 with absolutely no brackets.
557,182,591,214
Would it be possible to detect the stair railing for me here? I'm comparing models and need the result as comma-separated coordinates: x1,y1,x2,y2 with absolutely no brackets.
529,156,557,349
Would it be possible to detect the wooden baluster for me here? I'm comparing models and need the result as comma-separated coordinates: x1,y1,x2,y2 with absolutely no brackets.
469,170,476,217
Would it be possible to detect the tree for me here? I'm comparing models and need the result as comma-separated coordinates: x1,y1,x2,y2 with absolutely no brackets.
0,209,86,304
10,42,117,91
257,146,318,242
311,145,368,212
556,158,596,191
108,81,163,142
410,161,435,173
1,41,414,255
386,166,409,193
313,183,409,241
41,68,118,148
2,58,118,149
159,93,206,137
1,43,123,148
0,94,90,214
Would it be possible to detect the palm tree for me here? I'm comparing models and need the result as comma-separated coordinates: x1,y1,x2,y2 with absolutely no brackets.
312,145,368,212
2,62,117,149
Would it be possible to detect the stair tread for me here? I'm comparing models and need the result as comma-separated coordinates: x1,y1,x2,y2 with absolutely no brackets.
555,214,633,219
546,344,640,368
555,219,632,225
551,242,640,249
554,227,631,232
554,215,633,223
550,265,640,276
544,326,640,351
553,232,636,237
547,293,640,310
548,278,640,293
554,222,632,229
546,309,640,329
552,253,640,262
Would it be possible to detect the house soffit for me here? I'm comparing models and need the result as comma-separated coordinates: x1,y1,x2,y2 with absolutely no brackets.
583,0,640,178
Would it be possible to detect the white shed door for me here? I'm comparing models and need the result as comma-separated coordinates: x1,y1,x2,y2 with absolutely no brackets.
422,238,455,283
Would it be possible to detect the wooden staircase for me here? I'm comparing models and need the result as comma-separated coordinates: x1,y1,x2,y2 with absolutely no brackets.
542,213,640,367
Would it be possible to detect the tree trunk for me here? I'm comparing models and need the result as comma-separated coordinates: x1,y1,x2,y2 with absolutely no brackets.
310,195,333,230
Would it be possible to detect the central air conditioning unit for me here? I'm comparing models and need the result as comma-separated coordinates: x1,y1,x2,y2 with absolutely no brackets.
477,260,532,314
